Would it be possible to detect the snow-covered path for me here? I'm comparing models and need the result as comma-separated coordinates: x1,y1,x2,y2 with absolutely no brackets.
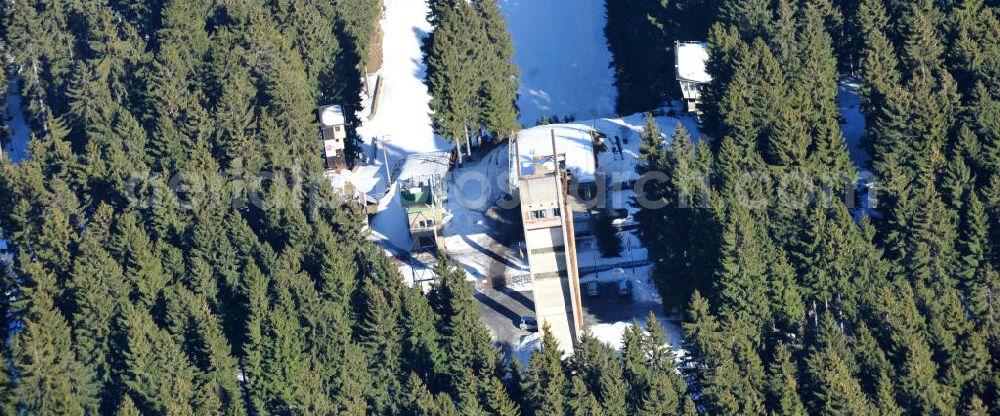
837,76,878,219
499,0,617,125
3,78,31,164
838,77,869,167
357,0,451,249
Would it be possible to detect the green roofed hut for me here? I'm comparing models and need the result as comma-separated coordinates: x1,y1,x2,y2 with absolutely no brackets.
397,151,453,251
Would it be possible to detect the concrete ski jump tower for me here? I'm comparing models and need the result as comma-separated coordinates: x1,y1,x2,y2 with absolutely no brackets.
516,131,584,353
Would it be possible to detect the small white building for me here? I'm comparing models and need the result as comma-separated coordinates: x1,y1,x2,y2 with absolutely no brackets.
674,41,712,113
318,104,348,170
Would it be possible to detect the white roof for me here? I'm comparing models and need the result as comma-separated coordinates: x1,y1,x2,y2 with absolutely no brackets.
676,42,711,83
319,105,345,127
327,164,386,199
515,123,597,184
398,151,452,182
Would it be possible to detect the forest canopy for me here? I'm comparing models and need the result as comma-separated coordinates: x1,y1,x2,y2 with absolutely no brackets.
0,0,998,414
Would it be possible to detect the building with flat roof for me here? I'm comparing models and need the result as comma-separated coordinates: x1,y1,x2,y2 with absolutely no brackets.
675,41,712,113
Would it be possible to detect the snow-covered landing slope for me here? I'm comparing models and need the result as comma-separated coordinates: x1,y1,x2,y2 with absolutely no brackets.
356,0,452,250
499,0,617,124
356,0,448,159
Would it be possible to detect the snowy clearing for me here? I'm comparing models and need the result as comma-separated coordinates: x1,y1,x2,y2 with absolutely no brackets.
442,145,529,282
511,265,686,365
499,0,617,124
838,77,869,167
512,331,542,364
3,78,31,164
580,266,683,356
837,76,879,220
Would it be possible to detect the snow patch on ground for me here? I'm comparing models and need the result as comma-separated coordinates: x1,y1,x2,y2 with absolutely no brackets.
838,77,879,220
512,331,542,365
512,267,686,365
443,144,530,282
579,265,683,357
3,78,31,164
838,77,869,167
596,106,703,182
587,316,685,357
369,189,412,250
499,0,617,124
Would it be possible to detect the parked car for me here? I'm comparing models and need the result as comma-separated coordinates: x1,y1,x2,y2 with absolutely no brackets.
586,281,600,297
617,280,632,297
519,316,539,332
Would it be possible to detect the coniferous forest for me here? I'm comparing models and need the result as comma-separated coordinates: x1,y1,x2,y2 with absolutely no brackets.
0,0,998,415
620,0,1000,414
0,0,687,414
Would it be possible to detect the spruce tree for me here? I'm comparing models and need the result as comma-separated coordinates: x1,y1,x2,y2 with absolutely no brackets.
426,1,481,156
431,258,499,385
593,211,623,258
858,0,902,124
473,0,520,138
769,250,805,333
766,342,806,415
357,277,403,413
604,0,675,113
718,0,772,40
485,376,521,416
566,376,604,416
10,261,99,415
402,372,440,416
522,323,567,416
803,316,873,415
958,190,992,292
401,285,447,388
121,305,199,415
715,204,772,332
898,338,956,415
